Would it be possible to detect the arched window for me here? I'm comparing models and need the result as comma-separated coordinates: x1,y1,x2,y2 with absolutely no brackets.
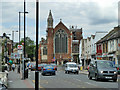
55,29,68,53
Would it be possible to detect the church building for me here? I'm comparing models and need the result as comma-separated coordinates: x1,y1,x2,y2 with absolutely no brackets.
38,10,83,65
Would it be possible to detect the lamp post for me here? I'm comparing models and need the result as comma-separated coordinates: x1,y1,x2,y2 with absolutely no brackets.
35,0,39,89
19,11,28,45
18,11,28,74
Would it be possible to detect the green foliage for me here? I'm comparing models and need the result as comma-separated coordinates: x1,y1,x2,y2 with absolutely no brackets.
15,37,36,61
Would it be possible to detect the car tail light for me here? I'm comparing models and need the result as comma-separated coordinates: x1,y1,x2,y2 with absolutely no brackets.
53,67,56,70
117,67,119,70
43,68,46,70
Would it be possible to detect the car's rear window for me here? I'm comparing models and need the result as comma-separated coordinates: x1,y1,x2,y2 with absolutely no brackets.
44,65,53,68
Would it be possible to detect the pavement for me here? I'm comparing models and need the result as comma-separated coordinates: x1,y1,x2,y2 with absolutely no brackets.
7,68,34,89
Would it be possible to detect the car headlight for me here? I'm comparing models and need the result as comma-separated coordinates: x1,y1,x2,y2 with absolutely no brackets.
100,71,103,73
114,71,117,74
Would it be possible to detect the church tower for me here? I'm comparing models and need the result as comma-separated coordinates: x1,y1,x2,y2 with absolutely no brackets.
47,10,53,28
47,10,54,63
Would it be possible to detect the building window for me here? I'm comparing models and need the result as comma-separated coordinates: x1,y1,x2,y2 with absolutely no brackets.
43,47,47,55
55,29,68,53
72,44,79,53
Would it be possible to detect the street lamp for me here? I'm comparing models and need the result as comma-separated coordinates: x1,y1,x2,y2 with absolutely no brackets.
18,11,28,74
19,11,28,45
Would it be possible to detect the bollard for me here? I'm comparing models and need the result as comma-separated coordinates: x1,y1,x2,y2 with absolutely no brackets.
80,66,83,71
18,65,20,73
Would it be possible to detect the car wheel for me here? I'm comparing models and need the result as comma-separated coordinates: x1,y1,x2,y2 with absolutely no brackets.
68,71,69,74
42,73,45,76
88,72,92,80
95,74,99,81
65,71,67,74
53,73,56,75
113,79,117,82
76,71,79,74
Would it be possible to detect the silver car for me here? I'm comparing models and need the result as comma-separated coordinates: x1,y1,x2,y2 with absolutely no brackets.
88,60,118,82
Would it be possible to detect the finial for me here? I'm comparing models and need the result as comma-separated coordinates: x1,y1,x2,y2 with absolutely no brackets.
60,18,62,22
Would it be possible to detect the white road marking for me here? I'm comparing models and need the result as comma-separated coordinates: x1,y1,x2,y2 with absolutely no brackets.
75,79,81,82
85,82,97,86
8,80,13,82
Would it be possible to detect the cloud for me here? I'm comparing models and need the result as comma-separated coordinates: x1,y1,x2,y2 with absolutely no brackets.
40,1,118,39
0,0,119,43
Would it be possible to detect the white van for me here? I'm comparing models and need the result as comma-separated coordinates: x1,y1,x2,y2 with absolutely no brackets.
65,62,79,74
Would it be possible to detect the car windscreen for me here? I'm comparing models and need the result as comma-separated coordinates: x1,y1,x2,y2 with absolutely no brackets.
97,61,115,68
68,64,77,67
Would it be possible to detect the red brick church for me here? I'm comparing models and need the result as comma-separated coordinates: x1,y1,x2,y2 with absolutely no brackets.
38,10,83,65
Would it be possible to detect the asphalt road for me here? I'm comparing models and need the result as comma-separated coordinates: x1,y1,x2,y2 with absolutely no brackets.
29,67,118,89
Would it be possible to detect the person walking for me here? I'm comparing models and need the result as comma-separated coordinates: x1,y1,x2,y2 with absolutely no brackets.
12,63,15,71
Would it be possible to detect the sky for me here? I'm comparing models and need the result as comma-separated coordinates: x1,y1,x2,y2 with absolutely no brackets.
0,0,119,43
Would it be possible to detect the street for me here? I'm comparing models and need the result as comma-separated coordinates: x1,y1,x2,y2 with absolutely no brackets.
28,66,118,89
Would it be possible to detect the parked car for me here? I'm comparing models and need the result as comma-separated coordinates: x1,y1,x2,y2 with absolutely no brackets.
31,64,36,71
38,64,47,71
65,62,79,74
27,63,35,69
41,64,56,76
50,63,57,71
88,60,118,82
115,64,120,75
0,81,7,90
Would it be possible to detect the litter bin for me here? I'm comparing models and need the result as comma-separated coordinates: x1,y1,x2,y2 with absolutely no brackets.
25,68,28,78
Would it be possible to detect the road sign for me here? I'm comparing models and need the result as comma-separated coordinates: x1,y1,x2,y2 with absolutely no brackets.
17,45,23,54
17,45,23,50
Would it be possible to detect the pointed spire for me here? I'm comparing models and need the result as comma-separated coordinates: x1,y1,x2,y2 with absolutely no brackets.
47,10,53,28
48,10,53,19
60,18,62,22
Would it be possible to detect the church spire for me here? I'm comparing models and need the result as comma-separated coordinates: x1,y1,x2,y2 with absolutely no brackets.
47,10,53,28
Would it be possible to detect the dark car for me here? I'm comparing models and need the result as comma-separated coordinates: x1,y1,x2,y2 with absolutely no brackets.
41,65,56,76
88,60,118,82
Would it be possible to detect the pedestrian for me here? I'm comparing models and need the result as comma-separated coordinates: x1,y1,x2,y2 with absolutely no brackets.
12,63,15,71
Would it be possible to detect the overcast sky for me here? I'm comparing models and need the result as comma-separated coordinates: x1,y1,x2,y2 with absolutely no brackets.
0,0,119,43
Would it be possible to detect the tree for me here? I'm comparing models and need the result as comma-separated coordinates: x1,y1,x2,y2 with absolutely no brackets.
15,37,36,61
